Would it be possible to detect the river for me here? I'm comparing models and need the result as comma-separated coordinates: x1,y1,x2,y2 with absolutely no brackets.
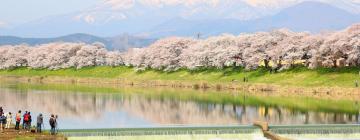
0,81,359,129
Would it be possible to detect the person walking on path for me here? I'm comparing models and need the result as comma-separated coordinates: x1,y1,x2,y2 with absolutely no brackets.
22,111,28,129
15,110,21,130
5,112,12,129
36,114,43,133
49,114,56,135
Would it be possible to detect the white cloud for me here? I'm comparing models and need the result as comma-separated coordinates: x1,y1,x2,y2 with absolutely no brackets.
0,21,7,28
351,0,360,3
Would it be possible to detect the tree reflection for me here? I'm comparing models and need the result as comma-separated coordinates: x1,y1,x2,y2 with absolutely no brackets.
0,87,358,129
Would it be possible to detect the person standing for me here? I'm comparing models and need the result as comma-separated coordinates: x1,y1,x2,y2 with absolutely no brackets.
15,110,21,130
0,107,3,116
27,112,32,131
55,115,59,134
22,111,28,129
36,114,43,133
0,107,4,132
0,113,5,132
5,112,12,129
23,111,30,131
49,114,56,135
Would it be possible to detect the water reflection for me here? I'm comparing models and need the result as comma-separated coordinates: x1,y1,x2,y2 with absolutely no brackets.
0,86,359,129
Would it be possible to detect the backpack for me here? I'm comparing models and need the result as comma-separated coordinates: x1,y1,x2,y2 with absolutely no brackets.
49,118,55,127
24,114,29,121
0,116,5,122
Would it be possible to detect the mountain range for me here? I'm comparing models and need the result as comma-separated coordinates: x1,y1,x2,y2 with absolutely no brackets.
0,1,359,50
148,2,360,37
0,33,156,51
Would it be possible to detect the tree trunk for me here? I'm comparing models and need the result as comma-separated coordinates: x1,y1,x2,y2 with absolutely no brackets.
333,60,337,68
264,59,270,69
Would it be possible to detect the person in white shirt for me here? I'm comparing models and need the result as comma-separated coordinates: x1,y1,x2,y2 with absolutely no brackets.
5,112,12,129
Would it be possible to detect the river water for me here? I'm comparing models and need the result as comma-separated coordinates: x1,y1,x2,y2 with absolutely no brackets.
0,82,359,129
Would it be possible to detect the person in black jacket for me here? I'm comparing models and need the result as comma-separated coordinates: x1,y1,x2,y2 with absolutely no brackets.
27,112,32,131
49,114,56,135
0,107,3,116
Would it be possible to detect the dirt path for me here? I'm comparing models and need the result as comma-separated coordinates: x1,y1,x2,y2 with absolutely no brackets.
0,127,66,140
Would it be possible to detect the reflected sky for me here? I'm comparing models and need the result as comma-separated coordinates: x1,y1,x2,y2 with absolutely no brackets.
0,85,359,129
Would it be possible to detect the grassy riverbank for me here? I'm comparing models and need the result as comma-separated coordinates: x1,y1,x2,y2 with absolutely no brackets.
0,66,360,88
0,128,66,140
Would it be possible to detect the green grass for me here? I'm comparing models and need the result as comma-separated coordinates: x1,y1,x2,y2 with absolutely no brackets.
1,66,360,87
13,137,35,140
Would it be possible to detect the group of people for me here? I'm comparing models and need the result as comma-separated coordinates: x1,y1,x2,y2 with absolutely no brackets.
0,106,59,135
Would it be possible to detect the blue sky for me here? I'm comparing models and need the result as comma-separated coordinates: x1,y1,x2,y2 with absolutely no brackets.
0,0,359,37
0,0,98,24
0,0,360,24
1,0,360,26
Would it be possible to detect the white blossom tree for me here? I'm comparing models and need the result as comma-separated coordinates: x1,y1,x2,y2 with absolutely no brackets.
0,23,359,71
140,37,196,71
0,45,30,69
181,34,241,69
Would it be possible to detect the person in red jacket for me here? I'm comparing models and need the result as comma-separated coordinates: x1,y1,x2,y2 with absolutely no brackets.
22,111,28,129
23,112,30,131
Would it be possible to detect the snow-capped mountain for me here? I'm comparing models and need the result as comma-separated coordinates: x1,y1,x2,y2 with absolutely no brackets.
146,1,360,37
0,1,360,37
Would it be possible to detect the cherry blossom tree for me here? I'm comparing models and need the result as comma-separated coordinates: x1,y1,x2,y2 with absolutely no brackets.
0,45,30,69
0,23,359,71
181,34,241,69
139,37,196,71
